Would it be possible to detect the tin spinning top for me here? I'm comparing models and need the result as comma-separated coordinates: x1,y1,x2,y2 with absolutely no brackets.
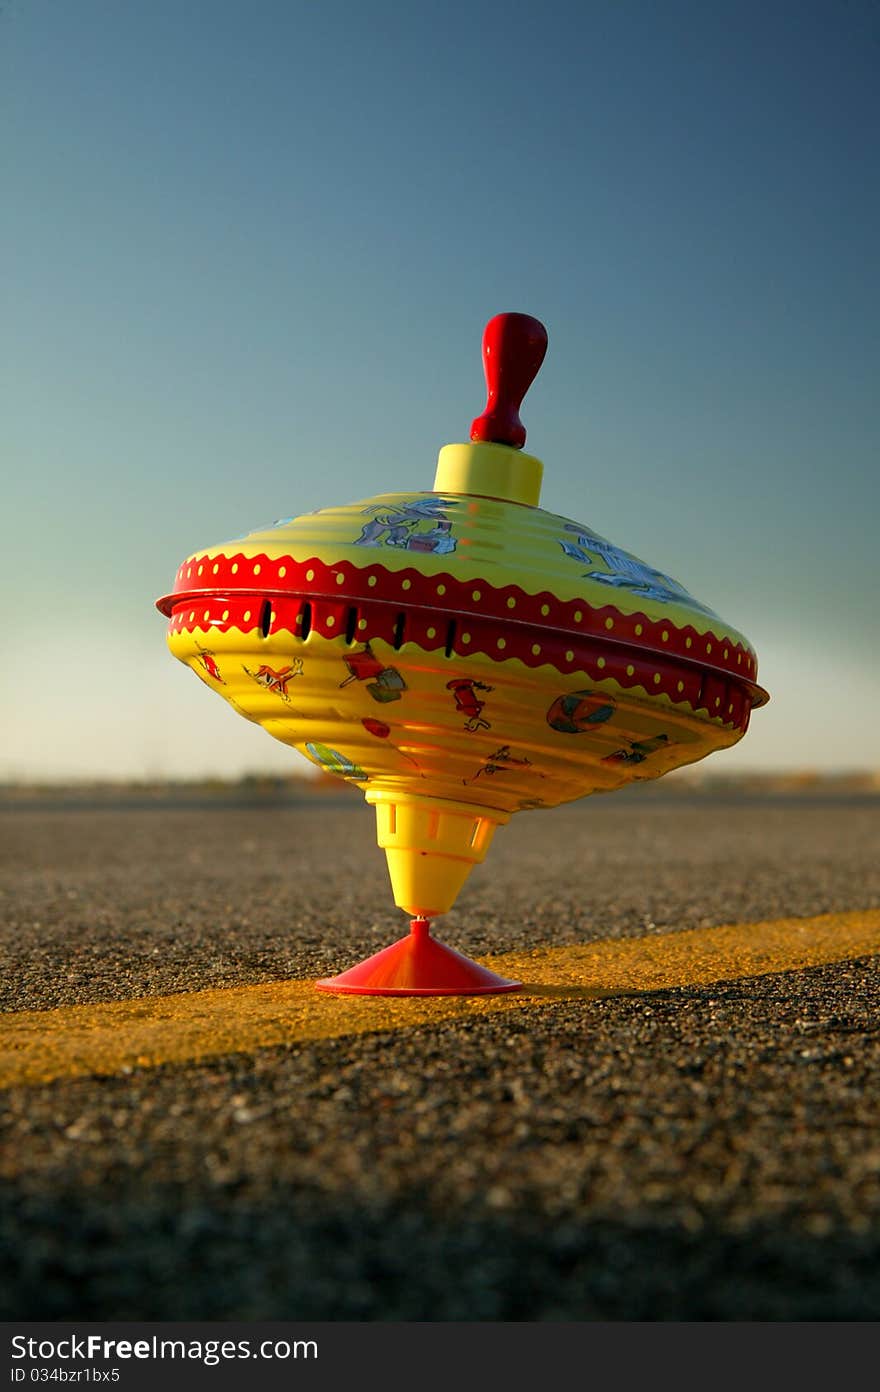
157,313,768,996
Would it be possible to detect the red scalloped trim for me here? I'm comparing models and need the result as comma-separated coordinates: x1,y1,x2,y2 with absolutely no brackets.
161,554,764,734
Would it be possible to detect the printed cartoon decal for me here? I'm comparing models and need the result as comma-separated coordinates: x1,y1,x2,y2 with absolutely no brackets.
360,717,423,773
340,643,385,686
354,497,459,554
244,516,295,534
602,733,671,766
234,509,327,540
466,745,543,784
361,718,391,738
367,669,407,703
305,743,368,781
340,643,407,703
194,643,225,685
244,659,304,701
547,690,614,734
447,678,494,732
559,524,718,616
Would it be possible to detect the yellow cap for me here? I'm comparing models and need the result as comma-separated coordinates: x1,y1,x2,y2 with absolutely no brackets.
433,441,543,507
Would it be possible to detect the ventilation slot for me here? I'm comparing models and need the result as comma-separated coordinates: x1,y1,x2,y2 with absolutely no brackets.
392,612,406,651
345,606,358,645
299,601,312,640
259,601,273,638
444,620,457,658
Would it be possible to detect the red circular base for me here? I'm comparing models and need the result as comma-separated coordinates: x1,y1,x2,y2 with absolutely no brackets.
315,980,522,996
315,919,522,997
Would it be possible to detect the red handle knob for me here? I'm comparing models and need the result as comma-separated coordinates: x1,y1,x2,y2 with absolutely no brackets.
470,312,548,450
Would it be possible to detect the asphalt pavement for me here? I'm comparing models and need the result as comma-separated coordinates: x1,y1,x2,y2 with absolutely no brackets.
1,791,879,1319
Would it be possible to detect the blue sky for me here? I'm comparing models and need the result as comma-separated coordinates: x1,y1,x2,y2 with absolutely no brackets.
3,0,877,780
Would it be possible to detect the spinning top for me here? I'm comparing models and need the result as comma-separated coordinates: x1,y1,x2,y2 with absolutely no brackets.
157,313,768,995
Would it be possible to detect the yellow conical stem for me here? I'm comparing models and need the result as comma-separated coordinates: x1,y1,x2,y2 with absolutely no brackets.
365,789,509,918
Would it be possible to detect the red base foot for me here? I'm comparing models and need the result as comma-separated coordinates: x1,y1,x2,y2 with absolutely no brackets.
315,918,522,997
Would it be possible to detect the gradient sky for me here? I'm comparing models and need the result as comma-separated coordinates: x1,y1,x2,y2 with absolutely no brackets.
3,0,878,780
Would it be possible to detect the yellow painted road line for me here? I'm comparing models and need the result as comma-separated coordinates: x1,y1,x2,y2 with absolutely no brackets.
1,909,879,1090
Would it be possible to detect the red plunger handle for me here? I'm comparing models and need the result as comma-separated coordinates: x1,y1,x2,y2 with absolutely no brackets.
470,312,548,450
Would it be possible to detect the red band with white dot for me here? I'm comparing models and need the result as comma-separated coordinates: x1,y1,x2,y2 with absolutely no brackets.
159,552,766,732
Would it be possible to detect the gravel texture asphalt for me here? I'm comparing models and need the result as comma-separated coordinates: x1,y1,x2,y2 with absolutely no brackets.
1,792,879,1320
